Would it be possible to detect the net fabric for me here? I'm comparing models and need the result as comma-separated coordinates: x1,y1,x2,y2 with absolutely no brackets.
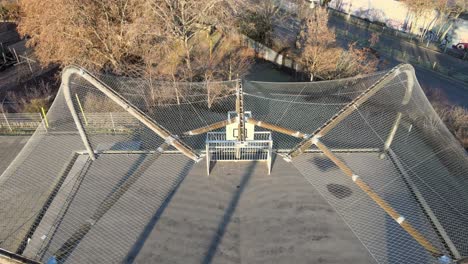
243,71,388,150
291,64,468,262
0,87,84,253
0,64,466,264
69,73,238,151
293,152,447,264
34,154,194,263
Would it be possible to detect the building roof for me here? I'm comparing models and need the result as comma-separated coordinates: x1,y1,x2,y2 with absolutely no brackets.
0,64,467,263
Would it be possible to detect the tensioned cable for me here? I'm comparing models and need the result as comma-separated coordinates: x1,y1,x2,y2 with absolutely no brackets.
356,107,468,221
274,84,308,126
70,81,236,107
243,92,350,106
0,156,92,250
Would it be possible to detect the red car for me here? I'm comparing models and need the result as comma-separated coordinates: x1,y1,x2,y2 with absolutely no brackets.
452,42,468,51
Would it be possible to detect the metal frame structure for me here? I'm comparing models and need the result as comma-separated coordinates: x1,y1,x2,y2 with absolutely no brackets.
204,81,274,175
286,64,413,159
48,143,170,263
379,67,414,159
61,66,201,162
278,64,449,259
236,80,246,142
205,131,272,175
58,64,457,261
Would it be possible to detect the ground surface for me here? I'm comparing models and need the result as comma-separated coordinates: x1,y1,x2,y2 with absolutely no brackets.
131,157,376,264
24,153,377,264
273,12,468,108
328,16,468,108
245,60,299,82
0,136,28,175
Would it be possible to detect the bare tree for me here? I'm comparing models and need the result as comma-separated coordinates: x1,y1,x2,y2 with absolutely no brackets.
333,44,379,79
433,0,467,40
237,0,287,46
298,7,339,80
0,0,20,22
19,0,249,82
149,0,229,79
400,0,433,35
297,7,378,80
19,0,160,75
182,31,250,107
400,0,467,40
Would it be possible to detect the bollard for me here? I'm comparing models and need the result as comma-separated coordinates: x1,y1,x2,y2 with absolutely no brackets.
75,94,88,125
41,107,49,129
110,112,116,134
2,111,12,132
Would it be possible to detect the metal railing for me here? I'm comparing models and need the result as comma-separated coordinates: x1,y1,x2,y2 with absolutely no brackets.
0,112,142,134
0,112,44,133
205,131,273,175
79,112,140,133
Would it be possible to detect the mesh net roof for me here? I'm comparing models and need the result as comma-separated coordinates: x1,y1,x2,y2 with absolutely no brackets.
0,64,467,263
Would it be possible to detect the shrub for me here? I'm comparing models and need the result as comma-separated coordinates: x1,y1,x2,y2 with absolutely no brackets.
0,1,20,21
426,88,468,148
7,80,53,113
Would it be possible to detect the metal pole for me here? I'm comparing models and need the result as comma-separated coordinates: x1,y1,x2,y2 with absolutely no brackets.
206,143,210,175
75,94,88,126
184,118,236,136
62,70,96,160
247,118,307,138
13,48,19,64
380,68,414,159
315,140,441,257
41,107,49,128
2,111,12,132
110,112,116,134
267,141,272,175
40,113,47,133
61,66,201,162
287,64,414,159
236,79,246,142
388,150,461,259
236,79,245,159
379,112,402,159
26,58,33,73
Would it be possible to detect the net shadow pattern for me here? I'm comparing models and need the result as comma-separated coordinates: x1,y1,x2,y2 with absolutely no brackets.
292,65,468,261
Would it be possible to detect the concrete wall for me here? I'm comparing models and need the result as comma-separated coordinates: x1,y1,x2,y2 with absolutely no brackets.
242,35,303,72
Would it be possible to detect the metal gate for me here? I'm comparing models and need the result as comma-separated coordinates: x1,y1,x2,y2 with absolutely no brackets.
205,131,272,175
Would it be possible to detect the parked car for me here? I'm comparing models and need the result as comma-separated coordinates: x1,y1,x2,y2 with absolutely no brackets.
452,42,468,51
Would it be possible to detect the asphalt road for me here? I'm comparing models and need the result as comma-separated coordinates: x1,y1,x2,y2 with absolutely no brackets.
328,15,468,108
272,14,468,108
